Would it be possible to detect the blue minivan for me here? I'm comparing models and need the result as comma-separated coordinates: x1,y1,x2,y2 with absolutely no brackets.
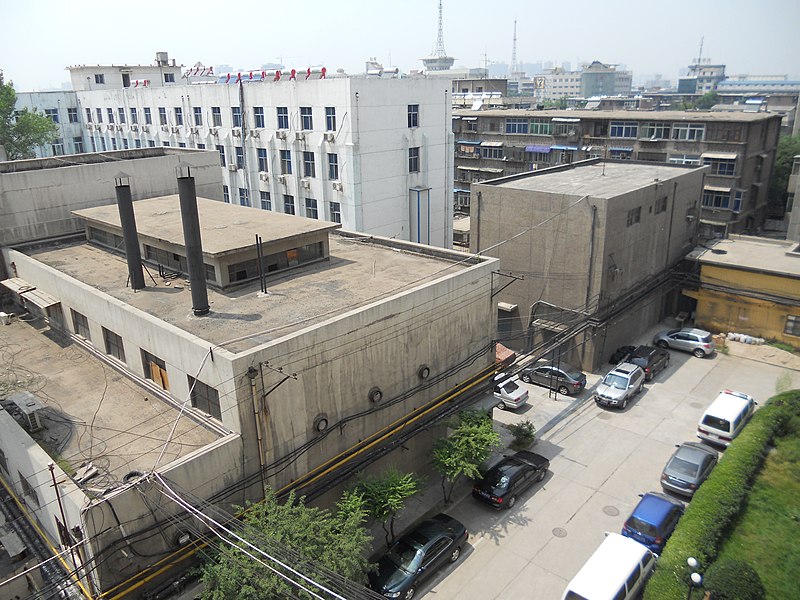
621,492,684,553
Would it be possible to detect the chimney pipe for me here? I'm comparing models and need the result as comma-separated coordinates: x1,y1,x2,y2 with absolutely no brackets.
176,165,210,316
114,173,145,290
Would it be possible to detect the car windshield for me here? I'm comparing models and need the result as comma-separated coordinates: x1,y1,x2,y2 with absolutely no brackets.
502,380,519,393
669,455,700,477
603,374,628,389
700,334,712,343
626,516,660,537
385,540,423,573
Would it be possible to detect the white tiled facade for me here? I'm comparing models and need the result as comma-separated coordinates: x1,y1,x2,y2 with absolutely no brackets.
14,90,85,157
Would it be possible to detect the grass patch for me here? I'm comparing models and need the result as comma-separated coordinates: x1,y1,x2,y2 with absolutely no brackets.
767,339,798,354
714,420,800,599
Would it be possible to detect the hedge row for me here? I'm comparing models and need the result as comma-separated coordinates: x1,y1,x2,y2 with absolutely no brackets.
643,390,800,600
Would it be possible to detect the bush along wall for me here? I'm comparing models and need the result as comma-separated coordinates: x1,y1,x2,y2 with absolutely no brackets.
643,390,800,600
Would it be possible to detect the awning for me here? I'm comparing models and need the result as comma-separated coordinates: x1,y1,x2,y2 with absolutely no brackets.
453,188,470,194
452,116,462,120
1,278,60,312
525,145,551,153
456,140,481,145
552,117,580,123
480,141,504,147
701,152,738,160
462,116,478,121
480,167,504,174
551,145,578,151
610,147,633,152
704,185,732,193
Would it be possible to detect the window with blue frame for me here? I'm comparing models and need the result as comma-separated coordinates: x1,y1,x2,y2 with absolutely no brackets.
505,118,529,134
610,121,638,138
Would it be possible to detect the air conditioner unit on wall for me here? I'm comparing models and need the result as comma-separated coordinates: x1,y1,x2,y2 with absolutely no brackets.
190,127,199,135
141,125,150,133
130,124,139,132
249,129,260,138
324,132,335,143
259,172,269,182
232,128,242,137
301,179,311,189
209,127,219,136
295,132,305,141
228,164,238,172
278,175,287,184
276,130,287,140
332,182,343,192
171,126,181,134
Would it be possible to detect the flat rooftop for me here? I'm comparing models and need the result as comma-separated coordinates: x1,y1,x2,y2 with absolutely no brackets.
27,233,476,354
0,318,220,488
0,147,205,174
73,195,340,256
453,108,780,122
490,161,700,198
689,235,800,279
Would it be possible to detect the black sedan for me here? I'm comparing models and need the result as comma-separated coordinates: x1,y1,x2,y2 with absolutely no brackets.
369,513,468,599
472,451,550,509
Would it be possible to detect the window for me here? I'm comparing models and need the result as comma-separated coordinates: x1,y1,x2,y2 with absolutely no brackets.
100,137,107,151
135,139,142,148
158,107,167,125
305,198,318,219
44,108,59,122
177,142,185,148
73,136,84,153
130,107,138,124
211,106,222,127
552,121,578,136
223,185,230,203
253,106,265,128
328,153,339,180
161,141,169,147
239,188,250,207
325,107,336,131
103,327,126,362
235,146,244,169
530,119,551,135
703,157,736,176
640,122,670,139
164,73,175,83
147,140,155,147
257,148,268,172
672,122,705,141
785,315,800,337
144,107,152,125
67,107,79,123
52,138,64,155
481,146,503,159
284,194,295,215
111,139,118,151
280,149,292,174
300,107,313,130
85,107,93,122
702,190,732,209
90,138,97,151
115,107,124,124
610,149,633,160
196,142,204,149
408,104,419,128
107,108,115,123
193,106,202,126
231,106,242,128
96,107,103,123
668,154,701,166
188,376,221,420
217,145,226,167
655,196,668,215
260,191,271,210
627,206,641,227
174,107,183,126
409,147,420,173
303,151,316,177
505,118,529,134
610,121,638,138
94,74,105,84
124,139,131,149
277,106,289,129
72,310,90,339
18,472,40,507
330,201,341,223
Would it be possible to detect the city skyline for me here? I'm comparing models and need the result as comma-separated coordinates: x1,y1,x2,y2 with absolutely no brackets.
2,0,799,91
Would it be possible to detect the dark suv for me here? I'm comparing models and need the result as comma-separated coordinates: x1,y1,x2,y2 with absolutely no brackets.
625,345,670,381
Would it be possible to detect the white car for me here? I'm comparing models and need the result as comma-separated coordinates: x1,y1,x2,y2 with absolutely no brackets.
493,375,529,410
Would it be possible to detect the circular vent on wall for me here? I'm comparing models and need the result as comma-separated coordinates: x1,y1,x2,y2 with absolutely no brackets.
313,413,329,433
368,386,383,403
417,365,431,380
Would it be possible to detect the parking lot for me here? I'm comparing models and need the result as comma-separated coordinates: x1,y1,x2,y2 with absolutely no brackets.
420,330,798,599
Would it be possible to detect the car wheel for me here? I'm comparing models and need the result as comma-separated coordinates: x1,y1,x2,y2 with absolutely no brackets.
621,398,628,410
506,495,516,509
405,586,416,600
449,546,461,563
656,340,668,349
557,385,570,395
538,469,547,482
521,373,531,383
496,401,506,411
638,382,644,394
693,348,706,358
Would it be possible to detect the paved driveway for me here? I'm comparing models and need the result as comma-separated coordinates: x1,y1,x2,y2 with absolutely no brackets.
421,341,797,599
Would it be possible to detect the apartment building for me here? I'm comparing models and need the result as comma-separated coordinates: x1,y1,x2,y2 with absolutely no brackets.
452,108,781,238
13,90,85,157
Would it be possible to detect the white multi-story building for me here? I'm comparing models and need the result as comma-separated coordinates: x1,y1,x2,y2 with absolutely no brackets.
13,90,85,157
69,62,454,247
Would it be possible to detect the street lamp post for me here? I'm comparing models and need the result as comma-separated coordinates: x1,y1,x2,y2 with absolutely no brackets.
686,557,703,600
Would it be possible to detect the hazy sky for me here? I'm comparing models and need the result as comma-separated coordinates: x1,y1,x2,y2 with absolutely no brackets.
2,0,799,91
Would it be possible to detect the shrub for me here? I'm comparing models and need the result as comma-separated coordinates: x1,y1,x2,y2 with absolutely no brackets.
704,558,765,600
506,420,536,450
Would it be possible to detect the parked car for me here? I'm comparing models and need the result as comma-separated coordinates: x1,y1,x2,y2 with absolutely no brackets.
472,451,550,509
653,328,715,358
621,492,684,553
624,345,670,381
369,513,468,600
660,442,718,498
609,345,635,364
697,389,757,447
493,374,529,410
594,363,645,409
519,361,587,395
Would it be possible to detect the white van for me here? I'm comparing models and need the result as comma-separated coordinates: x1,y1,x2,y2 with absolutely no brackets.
562,532,657,600
697,389,757,447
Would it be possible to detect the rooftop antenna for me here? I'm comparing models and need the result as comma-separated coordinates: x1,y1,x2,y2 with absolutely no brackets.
696,36,704,64
511,20,518,75
434,0,447,58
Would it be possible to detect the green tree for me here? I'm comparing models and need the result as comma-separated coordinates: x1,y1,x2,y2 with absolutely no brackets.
704,558,766,600
0,70,58,160
769,135,800,207
353,467,422,546
200,488,373,600
431,409,501,504
695,91,720,110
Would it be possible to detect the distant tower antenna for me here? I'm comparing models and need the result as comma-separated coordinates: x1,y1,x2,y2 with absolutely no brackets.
434,0,447,58
511,20,518,74
696,36,704,64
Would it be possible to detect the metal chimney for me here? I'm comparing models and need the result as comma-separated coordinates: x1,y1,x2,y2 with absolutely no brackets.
114,173,145,290
176,164,210,316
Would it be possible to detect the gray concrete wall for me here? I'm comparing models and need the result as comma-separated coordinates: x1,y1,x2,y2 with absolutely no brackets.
0,150,222,246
